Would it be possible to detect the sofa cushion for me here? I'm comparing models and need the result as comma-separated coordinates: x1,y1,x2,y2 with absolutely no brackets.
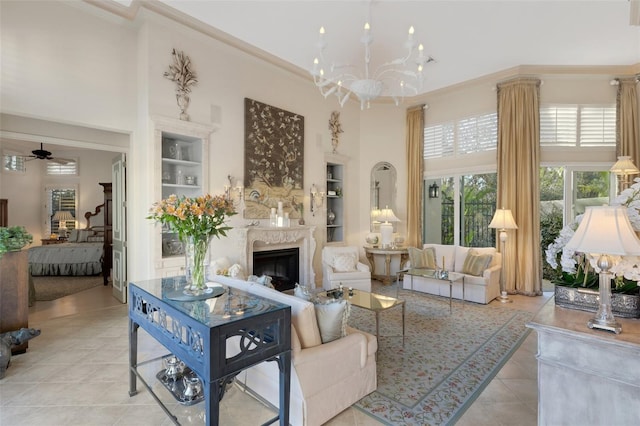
213,276,323,348
328,270,371,282
462,249,493,276
424,244,456,271
408,246,436,269
314,299,349,343
332,253,358,272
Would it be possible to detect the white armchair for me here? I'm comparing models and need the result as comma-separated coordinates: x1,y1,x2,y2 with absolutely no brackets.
322,246,372,292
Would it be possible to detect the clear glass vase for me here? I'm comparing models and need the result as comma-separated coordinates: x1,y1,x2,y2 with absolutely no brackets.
184,235,212,296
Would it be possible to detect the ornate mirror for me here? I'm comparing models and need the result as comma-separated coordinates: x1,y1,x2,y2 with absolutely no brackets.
370,162,397,231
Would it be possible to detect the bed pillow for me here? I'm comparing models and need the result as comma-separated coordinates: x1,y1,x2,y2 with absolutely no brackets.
408,246,436,269
314,299,350,343
332,253,357,272
76,230,91,243
67,229,79,242
462,249,493,276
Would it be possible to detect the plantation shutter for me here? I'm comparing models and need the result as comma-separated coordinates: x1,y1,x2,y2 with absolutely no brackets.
579,106,616,146
423,123,454,159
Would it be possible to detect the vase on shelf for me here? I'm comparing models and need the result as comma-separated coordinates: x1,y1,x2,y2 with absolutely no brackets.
184,235,213,296
176,91,191,121
327,209,336,225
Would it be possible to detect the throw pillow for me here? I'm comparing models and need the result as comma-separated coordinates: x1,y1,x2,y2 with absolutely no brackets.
293,283,312,301
462,249,493,276
314,299,350,343
67,229,79,242
76,229,91,243
332,253,357,272
408,246,436,269
248,274,274,289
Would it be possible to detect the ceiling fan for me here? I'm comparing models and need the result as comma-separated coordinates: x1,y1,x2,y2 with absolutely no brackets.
24,143,73,165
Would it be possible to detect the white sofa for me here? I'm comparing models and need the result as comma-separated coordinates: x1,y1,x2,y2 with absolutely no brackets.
214,275,377,426
403,244,502,304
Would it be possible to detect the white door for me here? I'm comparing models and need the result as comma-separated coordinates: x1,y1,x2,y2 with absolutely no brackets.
112,153,127,303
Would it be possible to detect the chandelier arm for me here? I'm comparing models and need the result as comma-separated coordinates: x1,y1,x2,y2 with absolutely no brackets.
374,68,419,80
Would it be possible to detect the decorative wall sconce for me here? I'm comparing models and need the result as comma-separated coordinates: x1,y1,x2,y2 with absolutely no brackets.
225,174,244,204
310,183,325,216
428,182,440,198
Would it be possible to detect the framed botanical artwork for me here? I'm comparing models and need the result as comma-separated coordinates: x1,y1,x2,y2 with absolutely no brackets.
244,98,304,220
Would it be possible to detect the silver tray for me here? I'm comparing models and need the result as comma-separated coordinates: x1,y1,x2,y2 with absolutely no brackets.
156,366,204,406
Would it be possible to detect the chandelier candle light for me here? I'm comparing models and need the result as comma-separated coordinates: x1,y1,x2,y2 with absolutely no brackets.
311,17,433,109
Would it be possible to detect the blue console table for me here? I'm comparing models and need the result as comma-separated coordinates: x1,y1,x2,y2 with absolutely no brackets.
128,277,291,425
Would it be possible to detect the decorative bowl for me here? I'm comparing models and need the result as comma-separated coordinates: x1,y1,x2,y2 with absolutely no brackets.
365,234,379,245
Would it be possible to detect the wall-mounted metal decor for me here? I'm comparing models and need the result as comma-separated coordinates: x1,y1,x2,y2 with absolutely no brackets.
244,98,304,219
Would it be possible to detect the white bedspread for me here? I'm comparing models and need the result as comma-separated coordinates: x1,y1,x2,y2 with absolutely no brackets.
28,242,103,276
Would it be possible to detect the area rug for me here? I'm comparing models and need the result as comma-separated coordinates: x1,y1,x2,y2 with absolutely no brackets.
349,283,533,425
32,275,103,301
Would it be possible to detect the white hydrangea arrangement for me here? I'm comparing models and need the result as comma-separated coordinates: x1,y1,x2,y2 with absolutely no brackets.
546,177,640,284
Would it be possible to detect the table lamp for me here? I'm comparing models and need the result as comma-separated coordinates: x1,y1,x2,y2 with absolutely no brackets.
52,210,75,238
565,206,640,334
378,206,399,248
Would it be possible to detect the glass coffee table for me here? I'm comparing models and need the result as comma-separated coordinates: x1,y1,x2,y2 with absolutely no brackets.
400,268,465,313
323,288,405,342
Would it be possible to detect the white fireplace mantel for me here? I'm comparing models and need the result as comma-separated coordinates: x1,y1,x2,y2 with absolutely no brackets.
236,226,317,286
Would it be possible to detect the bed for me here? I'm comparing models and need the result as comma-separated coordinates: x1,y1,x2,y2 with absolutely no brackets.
28,196,111,284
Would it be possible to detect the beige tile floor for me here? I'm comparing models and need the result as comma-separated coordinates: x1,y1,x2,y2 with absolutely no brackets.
1,281,552,425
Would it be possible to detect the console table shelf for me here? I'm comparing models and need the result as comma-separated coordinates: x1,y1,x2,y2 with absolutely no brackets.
128,277,291,425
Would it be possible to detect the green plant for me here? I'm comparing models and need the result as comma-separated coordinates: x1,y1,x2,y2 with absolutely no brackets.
0,226,33,259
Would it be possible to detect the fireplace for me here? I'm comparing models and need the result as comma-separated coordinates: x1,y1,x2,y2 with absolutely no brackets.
253,248,299,292
236,226,317,288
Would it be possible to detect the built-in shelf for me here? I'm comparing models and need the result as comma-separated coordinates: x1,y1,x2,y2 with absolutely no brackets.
153,115,217,277
326,155,346,244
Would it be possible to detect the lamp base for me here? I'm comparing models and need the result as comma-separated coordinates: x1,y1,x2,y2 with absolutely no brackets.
498,291,512,304
587,317,622,334
588,270,622,334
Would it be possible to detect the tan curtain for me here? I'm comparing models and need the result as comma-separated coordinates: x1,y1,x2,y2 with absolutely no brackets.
496,78,542,296
616,77,640,169
406,105,425,248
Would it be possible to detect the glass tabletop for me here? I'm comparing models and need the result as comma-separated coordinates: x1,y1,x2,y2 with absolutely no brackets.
402,268,465,282
131,276,289,328
320,288,403,312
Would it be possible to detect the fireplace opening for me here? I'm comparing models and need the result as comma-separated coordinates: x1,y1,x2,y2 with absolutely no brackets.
252,248,299,292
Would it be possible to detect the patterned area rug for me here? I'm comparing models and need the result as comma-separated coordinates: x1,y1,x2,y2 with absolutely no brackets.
350,282,533,425
32,275,104,301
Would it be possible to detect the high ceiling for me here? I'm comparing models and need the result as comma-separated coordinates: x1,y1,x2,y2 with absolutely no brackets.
153,0,640,95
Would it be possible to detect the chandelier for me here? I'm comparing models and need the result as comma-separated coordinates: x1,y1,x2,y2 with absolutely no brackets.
311,21,433,109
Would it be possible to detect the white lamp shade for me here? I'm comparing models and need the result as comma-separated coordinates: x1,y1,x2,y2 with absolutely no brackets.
378,206,399,223
53,211,74,230
488,209,518,230
566,206,640,256
610,156,640,176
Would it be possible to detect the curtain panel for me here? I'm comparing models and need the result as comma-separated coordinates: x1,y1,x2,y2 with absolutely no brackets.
406,105,425,248
616,77,640,173
496,78,542,296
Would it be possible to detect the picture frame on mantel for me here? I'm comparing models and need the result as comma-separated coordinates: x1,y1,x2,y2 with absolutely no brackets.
243,98,304,219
